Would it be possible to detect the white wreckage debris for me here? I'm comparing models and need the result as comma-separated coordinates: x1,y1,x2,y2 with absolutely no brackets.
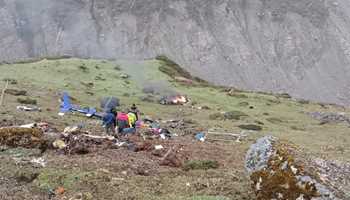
16,105,41,112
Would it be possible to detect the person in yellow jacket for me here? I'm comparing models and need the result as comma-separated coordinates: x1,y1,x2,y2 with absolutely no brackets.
127,112,137,128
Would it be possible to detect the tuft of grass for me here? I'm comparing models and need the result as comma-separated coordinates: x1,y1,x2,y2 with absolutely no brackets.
78,64,89,73
238,124,262,131
183,160,219,171
17,97,37,105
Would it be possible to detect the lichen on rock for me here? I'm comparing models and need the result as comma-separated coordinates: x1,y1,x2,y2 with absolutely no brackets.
245,136,346,200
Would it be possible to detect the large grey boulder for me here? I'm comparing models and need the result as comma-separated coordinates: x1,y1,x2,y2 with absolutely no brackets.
245,136,350,200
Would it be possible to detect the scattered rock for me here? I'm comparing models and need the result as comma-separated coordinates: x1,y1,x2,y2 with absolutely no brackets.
308,112,350,125
245,136,349,200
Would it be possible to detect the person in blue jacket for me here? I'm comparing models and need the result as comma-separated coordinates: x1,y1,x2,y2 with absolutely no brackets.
102,110,117,135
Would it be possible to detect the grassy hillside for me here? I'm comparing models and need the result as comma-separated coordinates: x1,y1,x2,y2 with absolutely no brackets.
0,58,349,199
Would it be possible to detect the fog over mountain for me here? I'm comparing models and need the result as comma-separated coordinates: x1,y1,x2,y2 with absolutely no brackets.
1,0,350,105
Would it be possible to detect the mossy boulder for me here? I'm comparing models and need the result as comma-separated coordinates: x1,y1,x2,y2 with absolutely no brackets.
245,136,349,200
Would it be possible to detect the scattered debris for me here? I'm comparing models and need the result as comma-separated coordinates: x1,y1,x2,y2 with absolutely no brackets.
55,187,65,195
207,130,247,142
16,105,41,112
59,133,115,155
154,145,164,150
30,157,46,168
63,125,83,135
195,133,206,142
245,136,348,200
53,139,67,149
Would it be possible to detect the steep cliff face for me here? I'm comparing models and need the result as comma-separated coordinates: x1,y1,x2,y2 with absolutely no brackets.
1,0,350,105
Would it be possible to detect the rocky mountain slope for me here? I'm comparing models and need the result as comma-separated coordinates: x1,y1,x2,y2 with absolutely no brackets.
1,0,350,105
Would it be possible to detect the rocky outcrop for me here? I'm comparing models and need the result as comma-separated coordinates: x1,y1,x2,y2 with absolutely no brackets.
245,136,350,200
1,0,350,105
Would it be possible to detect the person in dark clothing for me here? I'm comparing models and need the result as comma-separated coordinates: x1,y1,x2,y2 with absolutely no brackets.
102,112,116,135
129,103,140,121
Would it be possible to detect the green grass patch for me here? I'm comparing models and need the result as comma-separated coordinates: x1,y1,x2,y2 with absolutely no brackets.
35,169,92,190
183,160,219,171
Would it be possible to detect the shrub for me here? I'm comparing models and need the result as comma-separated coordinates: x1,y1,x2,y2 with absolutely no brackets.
17,97,37,105
238,124,262,131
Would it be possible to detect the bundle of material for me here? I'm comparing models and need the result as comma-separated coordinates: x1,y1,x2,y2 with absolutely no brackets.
0,127,45,148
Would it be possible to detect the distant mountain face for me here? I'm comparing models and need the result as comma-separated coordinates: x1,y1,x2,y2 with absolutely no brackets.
1,0,350,105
